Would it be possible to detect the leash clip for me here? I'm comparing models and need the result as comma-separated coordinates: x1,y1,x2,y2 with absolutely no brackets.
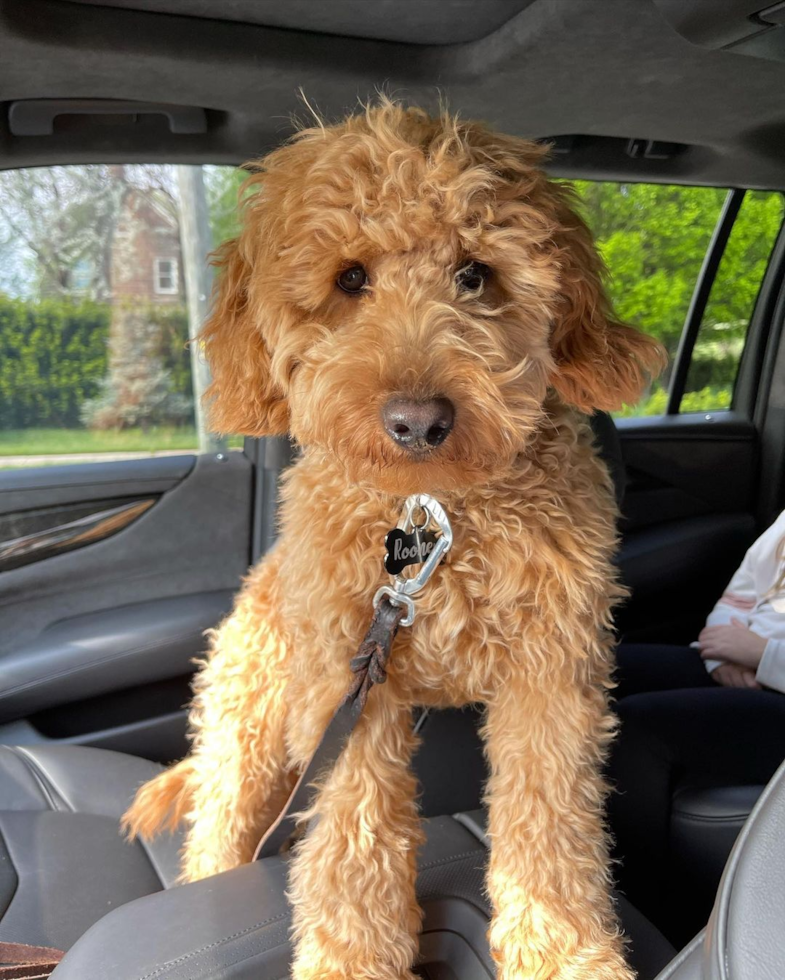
373,493,453,626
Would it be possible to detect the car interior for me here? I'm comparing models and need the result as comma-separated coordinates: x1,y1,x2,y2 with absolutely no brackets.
3,1,785,978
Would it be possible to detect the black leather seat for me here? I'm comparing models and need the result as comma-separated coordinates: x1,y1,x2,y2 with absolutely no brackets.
0,744,182,951
0,737,677,978
39,792,675,980
0,739,759,979
667,783,765,942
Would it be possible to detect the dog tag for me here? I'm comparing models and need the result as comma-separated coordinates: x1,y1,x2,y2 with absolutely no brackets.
384,527,440,576
375,494,453,626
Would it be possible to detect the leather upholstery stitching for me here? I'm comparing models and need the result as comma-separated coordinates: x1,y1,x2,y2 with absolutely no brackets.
651,930,703,979
133,911,290,980
418,848,486,871
3,747,72,812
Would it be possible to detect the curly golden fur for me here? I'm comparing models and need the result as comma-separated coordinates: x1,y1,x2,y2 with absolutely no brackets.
124,100,664,980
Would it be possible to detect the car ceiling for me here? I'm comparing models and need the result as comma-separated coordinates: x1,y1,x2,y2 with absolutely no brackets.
3,0,785,187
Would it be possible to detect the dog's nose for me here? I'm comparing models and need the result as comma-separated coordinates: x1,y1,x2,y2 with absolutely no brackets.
381,397,455,452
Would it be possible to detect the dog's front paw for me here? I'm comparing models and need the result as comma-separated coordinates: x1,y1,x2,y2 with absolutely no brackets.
293,970,416,980
490,911,633,980
494,947,634,980
494,950,633,980
292,953,417,980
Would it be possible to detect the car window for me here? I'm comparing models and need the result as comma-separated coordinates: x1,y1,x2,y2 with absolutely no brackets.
682,190,785,412
0,164,244,470
571,181,783,417
3,169,781,471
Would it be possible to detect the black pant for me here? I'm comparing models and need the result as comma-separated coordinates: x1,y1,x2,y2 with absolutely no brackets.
607,643,785,942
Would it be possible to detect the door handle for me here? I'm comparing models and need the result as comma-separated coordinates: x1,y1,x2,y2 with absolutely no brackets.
0,499,155,573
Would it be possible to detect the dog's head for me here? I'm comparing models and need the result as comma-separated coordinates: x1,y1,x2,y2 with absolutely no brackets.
203,101,664,494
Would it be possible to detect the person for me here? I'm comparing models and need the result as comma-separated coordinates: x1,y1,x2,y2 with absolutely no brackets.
607,510,785,943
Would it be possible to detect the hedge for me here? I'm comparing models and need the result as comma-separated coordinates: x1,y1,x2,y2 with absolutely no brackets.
0,295,193,429
0,296,109,428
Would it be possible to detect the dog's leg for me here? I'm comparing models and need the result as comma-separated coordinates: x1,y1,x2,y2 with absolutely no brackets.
289,690,422,980
484,676,632,980
124,560,295,881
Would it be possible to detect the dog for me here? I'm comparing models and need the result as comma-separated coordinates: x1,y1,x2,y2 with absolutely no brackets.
124,100,664,980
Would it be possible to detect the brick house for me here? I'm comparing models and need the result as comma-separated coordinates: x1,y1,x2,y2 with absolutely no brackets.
78,176,191,431
109,183,183,305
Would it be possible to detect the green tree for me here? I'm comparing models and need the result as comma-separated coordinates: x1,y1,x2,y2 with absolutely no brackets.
80,303,192,431
0,166,125,301
571,181,725,368
204,165,247,247
570,182,784,413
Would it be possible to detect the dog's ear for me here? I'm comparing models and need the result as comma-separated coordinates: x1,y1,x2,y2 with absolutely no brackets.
200,236,289,437
546,184,666,413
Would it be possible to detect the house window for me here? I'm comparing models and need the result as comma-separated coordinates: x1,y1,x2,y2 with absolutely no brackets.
70,257,94,294
154,257,178,295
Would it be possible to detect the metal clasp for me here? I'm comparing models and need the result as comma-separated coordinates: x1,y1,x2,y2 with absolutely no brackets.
373,493,453,626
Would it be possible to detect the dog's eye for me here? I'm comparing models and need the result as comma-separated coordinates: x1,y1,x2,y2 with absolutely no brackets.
337,265,368,294
456,261,491,293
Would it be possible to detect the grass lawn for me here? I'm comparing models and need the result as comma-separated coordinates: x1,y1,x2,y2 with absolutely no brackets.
0,427,242,456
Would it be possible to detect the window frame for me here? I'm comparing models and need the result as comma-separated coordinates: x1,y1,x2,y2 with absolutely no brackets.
665,189,745,415
153,256,178,296
662,186,785,418
735,215,785,425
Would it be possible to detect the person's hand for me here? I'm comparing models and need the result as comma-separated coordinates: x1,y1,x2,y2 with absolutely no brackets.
710,662,762,689
698,617,768,670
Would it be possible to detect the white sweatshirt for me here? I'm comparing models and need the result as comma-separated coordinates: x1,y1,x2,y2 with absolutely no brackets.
702,510,785,692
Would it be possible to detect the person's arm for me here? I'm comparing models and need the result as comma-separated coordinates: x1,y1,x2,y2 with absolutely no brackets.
756,639,785,694
706,551,758,627
701,548,759,675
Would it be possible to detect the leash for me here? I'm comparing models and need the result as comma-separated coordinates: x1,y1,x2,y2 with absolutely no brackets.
255,493,453,859
0,942,64,978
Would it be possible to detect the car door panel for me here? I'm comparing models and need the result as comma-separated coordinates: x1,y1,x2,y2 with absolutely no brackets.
0,498,158,572
0,451,251,760
0,455,195,513
616,414,758,642
0,589,234,722
619,414,756,526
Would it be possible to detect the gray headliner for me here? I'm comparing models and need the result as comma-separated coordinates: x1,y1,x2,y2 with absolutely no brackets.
2,0,785,186
61,0,537,46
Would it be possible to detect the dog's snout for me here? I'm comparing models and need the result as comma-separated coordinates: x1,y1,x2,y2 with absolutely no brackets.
381,397,455,452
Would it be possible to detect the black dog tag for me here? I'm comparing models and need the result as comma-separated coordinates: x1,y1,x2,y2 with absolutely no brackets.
384,527,440,576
